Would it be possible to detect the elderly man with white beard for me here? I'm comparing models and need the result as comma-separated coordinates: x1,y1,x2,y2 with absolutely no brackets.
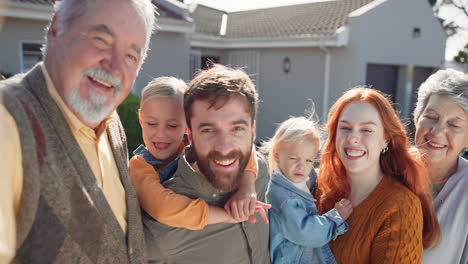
0,0,156,263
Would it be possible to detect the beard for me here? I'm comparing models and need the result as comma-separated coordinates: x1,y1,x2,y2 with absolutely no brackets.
191,139,252,192
65,68,122,125
66,88,115,124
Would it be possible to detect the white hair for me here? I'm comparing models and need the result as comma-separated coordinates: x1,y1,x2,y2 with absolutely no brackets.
45,0,157,61
260,105,322,173
140,76,187,107
66,86,115,125
413,69,468,123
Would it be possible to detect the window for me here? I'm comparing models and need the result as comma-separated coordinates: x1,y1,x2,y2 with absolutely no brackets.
228,51,260,87
201,56,219,69
189,50,201,78
21,42,43,72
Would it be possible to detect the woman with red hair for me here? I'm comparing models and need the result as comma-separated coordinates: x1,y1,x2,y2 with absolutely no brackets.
318,87,440,263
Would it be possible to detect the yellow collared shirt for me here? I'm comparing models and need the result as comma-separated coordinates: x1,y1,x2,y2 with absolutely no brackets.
0,64,127,263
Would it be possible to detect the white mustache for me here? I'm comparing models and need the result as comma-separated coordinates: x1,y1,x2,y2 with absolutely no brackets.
82,68,122,93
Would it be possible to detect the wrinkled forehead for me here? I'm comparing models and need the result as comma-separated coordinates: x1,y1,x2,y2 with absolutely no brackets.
82,0,148,43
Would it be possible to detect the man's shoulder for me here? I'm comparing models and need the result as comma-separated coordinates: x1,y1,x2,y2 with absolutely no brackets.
0,65,46,109
162,155,197,194
255,150,269,176
0,73,28,98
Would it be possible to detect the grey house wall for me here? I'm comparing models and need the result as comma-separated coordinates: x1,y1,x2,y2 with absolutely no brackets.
329,0,445,116
255,48,326,141
0,17,47,75
133,31,191,96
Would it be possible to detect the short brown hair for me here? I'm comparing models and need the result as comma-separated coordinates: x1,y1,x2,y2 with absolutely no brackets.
184,64,258,128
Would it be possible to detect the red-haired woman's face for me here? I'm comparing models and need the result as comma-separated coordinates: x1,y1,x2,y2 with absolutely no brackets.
335,101,388,177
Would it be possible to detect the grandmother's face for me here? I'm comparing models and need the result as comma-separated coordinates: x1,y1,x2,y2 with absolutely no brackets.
415,95,468,168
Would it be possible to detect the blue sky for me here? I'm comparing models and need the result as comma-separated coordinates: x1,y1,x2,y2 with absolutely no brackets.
185,0,468,61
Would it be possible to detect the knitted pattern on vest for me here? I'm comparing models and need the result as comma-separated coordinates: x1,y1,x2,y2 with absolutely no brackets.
0,64,146,264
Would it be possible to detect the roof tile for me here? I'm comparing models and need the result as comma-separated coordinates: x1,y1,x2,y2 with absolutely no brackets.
192,0,374,39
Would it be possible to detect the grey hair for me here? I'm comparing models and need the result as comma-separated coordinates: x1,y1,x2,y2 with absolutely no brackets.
140,76,187,107
45,0,157,61
413,69,468,123
260,105,322,173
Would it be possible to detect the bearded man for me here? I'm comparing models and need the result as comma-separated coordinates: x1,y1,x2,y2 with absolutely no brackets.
145,64,270,264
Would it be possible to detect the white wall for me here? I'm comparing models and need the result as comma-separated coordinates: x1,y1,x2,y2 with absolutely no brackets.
329,0,446,106
134,31,191,96
254,48,325,141
0,17,46,75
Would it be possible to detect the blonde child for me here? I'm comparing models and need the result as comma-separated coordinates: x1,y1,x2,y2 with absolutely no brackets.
263,113,352,264
129,77,266,231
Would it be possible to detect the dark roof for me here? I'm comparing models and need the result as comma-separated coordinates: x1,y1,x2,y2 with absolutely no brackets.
192,0,374,39
156,3,188,21
11,0,190,22
191,5,225,37
13,0,54,4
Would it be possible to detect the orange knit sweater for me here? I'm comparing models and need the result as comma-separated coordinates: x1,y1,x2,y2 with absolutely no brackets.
329,175,423,264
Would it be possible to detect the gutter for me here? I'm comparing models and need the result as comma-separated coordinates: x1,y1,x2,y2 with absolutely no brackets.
191,25,349,49
0,1,194,34
0,1,53,21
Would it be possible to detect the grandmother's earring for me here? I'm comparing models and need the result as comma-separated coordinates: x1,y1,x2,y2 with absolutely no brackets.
381,146,389,154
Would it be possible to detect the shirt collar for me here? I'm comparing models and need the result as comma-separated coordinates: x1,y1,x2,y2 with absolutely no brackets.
41,63,110,138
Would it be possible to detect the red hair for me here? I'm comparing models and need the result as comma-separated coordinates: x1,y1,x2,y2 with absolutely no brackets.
318,87,440,248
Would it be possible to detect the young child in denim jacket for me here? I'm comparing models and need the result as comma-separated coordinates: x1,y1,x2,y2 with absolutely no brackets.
263,113,353,264
129,77,268,231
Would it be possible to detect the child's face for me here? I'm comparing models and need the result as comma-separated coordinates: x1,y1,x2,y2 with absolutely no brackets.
140,96,187,164
275,139,319,183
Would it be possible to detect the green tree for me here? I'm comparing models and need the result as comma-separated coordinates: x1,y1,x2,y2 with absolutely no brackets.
429,0,468,64
116,93,142,155
454,43,468,64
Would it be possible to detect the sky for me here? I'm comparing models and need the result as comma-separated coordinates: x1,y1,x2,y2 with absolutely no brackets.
185,0,468,61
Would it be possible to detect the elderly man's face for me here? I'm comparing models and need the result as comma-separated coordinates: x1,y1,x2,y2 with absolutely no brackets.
189,96,255,192
46,0,147,128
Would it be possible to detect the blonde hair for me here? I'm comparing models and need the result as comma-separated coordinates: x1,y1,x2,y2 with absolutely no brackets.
140,76,187,108
260,107,322,173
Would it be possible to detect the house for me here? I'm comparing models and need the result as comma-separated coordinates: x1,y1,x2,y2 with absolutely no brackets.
0,0,446,140
188,0,446,140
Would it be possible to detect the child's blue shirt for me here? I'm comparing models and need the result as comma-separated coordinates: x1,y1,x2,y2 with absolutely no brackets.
133,144,179,183
267,169,348,264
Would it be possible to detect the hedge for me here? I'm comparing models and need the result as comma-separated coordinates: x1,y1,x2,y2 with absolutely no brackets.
117,93,142,155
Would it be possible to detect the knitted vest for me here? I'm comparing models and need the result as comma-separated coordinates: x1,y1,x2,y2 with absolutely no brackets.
1,64,146,264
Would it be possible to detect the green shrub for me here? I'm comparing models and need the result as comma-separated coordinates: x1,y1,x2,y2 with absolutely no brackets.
1,71,13,80
117,93,142,156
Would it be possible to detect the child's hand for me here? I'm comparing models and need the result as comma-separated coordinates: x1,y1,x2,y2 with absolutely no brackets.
334,199,353,220
247,201,271,224
224,171,271,224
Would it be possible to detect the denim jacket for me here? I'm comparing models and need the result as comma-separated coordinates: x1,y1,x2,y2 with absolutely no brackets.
267,170,348,264
133,144,179,183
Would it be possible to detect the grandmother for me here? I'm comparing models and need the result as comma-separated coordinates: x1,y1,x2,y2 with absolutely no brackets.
414,69,468,264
